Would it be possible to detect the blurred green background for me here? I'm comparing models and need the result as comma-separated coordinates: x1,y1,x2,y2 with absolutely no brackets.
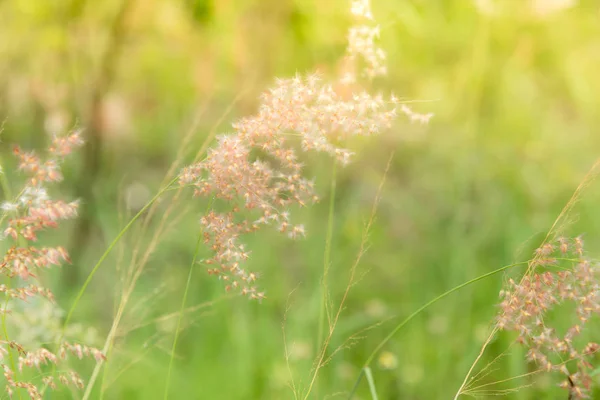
1,0,600,398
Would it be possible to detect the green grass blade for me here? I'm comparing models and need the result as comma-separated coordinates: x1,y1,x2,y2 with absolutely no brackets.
164,198,212,399
317,161,337,348
348,261,528,399
364,367,379,400
60,176,179,338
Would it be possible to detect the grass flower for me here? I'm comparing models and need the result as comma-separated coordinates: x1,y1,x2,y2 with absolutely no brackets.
180,0,432,299
497,237,600,398
0,131,104,399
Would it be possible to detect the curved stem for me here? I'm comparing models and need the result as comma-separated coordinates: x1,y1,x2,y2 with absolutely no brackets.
42,178,179,398
60,177,179,340
347,261,528,399
364,367,378,400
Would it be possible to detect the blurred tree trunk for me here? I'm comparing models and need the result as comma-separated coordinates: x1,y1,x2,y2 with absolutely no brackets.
65,0,133,288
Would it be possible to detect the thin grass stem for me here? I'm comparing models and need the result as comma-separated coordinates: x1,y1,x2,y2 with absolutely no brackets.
164,199,213,399
60,176,179,339
348,261,529,399
317,161,337,350
40,177,179,397
364,367,379,400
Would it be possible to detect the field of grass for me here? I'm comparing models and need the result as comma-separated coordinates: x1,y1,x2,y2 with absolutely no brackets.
1,1,600,399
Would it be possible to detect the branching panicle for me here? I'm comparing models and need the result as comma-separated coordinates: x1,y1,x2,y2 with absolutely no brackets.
180,0,432,298
0,131,104,399
498,237,600,399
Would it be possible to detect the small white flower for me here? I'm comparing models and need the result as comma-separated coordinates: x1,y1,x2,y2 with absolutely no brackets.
20,187,49,206
1,202,19,213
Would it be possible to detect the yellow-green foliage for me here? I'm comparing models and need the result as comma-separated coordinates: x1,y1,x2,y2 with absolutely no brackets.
1,0,599,398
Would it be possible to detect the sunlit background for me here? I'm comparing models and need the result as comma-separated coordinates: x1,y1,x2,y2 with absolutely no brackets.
1,0,600,398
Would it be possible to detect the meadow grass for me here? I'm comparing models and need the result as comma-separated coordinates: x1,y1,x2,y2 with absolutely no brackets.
0,1,600,399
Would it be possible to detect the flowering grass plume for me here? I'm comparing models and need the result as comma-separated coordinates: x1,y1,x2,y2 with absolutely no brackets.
0,131,104,399
344,0,388,82
179,0,432,299
498,237,600,398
